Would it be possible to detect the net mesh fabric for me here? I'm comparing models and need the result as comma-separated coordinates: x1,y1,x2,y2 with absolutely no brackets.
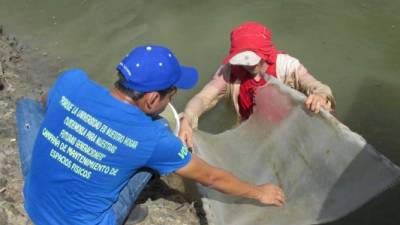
193,77,400,225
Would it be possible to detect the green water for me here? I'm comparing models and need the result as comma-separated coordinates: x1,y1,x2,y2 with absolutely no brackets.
1,0,399,224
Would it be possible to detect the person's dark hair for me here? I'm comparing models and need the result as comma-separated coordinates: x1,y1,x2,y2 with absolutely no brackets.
114,72,176,101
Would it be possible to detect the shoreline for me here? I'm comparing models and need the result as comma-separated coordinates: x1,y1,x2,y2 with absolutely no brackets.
0,26,204,225
0,25,40,225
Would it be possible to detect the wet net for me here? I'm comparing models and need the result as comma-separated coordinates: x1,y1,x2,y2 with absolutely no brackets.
193,77,400,225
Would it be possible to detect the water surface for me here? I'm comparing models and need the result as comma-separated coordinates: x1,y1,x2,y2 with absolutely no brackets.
1,0,399,224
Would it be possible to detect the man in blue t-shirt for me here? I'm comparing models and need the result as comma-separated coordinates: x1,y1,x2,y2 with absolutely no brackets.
18,45,285,225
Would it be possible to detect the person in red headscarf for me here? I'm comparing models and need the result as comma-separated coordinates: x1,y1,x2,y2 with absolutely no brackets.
179,21,335,148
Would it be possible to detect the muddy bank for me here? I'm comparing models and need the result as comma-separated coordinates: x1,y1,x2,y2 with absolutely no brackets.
0,26,204,225
0,25,40,225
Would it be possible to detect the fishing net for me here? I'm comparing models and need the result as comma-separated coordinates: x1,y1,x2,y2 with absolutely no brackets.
193,77,400,225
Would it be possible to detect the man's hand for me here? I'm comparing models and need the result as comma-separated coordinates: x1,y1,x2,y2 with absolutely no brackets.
305,94,332,113
256,184,285,207
178,117,193,149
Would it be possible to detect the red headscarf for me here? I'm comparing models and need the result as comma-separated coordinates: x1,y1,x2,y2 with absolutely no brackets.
223,21,283,76
224,22,285,121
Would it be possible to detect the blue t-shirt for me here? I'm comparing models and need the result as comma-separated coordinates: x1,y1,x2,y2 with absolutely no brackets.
24,69,191,225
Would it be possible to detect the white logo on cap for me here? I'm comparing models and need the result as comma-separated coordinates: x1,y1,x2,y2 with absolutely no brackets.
146,46,152,51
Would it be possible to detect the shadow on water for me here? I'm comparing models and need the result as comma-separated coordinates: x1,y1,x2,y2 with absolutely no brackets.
321,78,400,225
318,145,400,225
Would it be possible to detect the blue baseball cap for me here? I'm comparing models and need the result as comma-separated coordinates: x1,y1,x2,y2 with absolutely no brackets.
116,45,198,92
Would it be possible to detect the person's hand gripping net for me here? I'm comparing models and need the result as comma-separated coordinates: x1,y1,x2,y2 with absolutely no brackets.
179,117,194,149
305,94,333,113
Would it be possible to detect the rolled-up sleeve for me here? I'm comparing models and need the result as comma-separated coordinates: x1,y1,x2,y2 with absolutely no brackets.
183,65,231,129
277,54,336,109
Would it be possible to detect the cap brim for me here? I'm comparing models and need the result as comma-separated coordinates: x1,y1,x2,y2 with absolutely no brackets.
174,66,199,90
228,51,261,66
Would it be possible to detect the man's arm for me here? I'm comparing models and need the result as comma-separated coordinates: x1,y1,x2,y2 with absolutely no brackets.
175,154,285,206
